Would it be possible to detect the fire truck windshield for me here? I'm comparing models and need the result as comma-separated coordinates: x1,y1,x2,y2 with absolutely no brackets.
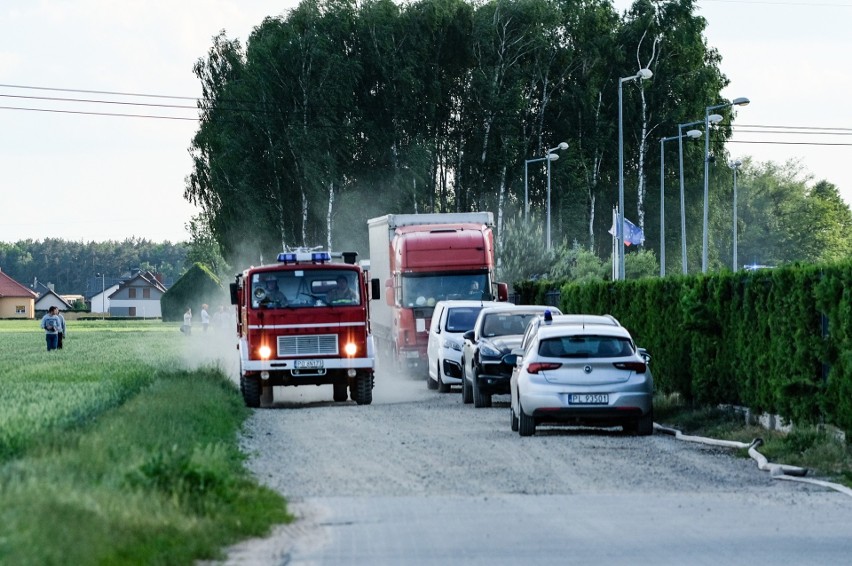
251,269,360,308
401,274,489,307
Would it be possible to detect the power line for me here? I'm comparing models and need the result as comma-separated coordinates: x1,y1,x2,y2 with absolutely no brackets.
733,129,852,136
0,105,198,121
729,140,852,146
0,82,197,101
734,124,852,132
0,93,198,111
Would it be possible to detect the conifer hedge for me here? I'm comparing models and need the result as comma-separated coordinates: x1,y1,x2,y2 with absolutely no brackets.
515,260,852,436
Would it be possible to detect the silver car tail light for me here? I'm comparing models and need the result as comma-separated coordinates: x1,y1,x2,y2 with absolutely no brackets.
613,361,646,373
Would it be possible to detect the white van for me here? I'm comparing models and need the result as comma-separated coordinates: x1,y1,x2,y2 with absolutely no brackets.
427,299,500,392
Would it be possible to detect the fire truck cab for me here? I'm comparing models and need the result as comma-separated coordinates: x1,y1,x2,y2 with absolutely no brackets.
230,250,381,407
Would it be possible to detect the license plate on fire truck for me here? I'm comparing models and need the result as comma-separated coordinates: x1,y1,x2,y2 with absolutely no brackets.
295,359,324,370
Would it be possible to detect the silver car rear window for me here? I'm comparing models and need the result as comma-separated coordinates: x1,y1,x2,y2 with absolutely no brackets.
538,335,633,358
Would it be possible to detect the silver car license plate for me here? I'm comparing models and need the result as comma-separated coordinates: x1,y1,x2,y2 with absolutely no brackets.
295,359,324,369
569,393,608,405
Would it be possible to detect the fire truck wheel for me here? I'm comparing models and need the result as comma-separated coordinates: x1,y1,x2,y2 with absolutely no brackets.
351,372,373,405
333,381,349,402
241,375,261,408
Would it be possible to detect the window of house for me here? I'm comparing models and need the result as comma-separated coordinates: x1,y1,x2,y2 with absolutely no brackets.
128,288,137,299
15,305,25,314
143,288,150,299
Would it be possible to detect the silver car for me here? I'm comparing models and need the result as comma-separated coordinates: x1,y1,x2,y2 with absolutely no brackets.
509,322,653,436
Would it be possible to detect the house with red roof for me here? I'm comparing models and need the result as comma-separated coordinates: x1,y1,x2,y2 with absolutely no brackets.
0,268,38,319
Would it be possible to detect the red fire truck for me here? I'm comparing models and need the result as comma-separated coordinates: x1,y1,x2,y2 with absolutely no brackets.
230,249,380,407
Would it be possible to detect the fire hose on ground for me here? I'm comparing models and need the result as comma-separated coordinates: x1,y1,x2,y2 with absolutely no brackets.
654,423,852,498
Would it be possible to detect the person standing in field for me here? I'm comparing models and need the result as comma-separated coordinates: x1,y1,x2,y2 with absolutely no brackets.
56,308,67,349
182,307,192,335
201,304,210,333
40,306,62,351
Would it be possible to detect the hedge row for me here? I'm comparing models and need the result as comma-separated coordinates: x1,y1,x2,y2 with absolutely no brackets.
514,260,852,436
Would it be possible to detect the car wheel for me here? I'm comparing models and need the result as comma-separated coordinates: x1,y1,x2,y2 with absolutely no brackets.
635,409,654,436
351,372,373,405
241,375,261,408
472,369,492,408
426,370,438,390
518,403,536,437
437,362,451,393
510,406,519,432
461,369,473,404
333,381,348,402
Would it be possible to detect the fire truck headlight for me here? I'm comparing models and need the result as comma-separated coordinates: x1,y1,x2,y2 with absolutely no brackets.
259,345,272,359
344,342,358,357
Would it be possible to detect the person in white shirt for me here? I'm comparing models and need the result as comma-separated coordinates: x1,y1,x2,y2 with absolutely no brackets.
201,304,210,332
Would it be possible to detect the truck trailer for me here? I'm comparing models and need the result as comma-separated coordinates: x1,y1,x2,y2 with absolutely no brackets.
367,213,507,373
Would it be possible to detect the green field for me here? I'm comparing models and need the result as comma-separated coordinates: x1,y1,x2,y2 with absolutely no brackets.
0,319,290,565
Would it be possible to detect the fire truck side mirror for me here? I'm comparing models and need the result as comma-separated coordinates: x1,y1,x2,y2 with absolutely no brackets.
371,278,381,300
229,283,239,305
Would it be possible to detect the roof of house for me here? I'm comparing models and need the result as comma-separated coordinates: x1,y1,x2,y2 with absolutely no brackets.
0,269,38,299
34,288,73,309
112,270,168,296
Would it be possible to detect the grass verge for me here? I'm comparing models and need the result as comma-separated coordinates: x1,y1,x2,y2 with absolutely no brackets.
655,393,852,488
0,320,290,564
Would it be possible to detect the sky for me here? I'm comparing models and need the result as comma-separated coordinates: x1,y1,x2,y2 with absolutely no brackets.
1,0,850,244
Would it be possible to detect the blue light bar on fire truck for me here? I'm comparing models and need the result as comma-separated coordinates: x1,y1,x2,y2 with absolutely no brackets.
277,251,331,264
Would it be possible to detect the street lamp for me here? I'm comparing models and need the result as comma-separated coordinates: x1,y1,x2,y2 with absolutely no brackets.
95,272,106,320
524,141,567,250
617,68,653,280
524,154,557,219
730,159,743,271
660,129,702,276
677,118,715,274
546,141,568,250
702,96,750,272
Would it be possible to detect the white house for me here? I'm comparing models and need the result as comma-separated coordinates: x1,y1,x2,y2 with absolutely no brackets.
107,271,167,318
89,284,120,315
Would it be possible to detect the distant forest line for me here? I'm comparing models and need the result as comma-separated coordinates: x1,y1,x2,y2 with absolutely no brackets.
0,239,188,297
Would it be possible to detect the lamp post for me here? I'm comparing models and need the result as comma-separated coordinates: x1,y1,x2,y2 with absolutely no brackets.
96,272,106,320
730,159,743,271
546,141,568,250
660,129,702,276
617,68,653,280
677,119,713,274
524,154,557,220
702,97,750,272
524,141,567,249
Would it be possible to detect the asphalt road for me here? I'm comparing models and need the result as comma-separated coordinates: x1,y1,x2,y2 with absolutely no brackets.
219,370,852,566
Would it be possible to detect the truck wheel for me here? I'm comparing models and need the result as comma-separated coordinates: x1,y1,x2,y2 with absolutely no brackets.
461,372,473,404
437,362,451,393
241,375,261,408
351,372,373,405
518,403,536,437
472,371,492,408
333,381,349,402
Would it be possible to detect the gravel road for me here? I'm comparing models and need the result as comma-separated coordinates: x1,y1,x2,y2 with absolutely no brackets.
213,370,852,565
